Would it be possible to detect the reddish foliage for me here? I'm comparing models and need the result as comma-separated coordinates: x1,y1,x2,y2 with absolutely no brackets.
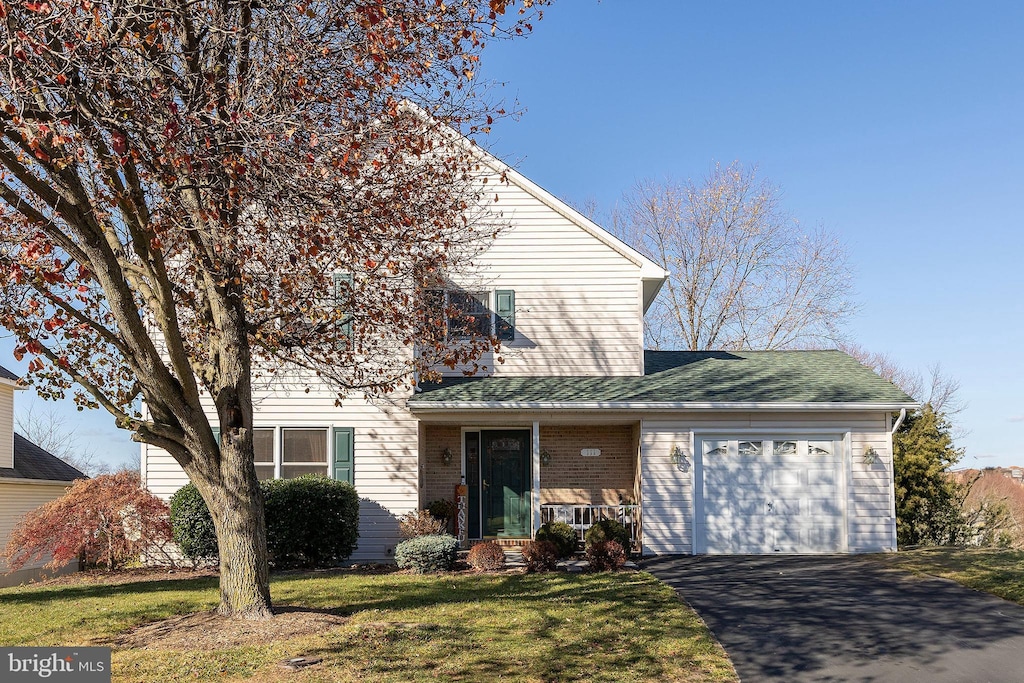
521,540,559,573
586,540,627,572
467,540,506,571
3,471,173,572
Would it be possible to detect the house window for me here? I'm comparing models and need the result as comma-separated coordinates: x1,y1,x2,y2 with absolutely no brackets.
253,428,275,480
428,288,517,341
448,291,491,338
281,428,328,479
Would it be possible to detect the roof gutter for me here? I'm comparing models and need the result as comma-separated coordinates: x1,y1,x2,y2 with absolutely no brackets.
891,407,908,434
408,400,922,412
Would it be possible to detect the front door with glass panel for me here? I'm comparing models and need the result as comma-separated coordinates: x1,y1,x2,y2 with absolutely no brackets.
474,429,531,537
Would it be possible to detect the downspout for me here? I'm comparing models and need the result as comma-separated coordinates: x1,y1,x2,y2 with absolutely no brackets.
887,407,907,552
891,408,907,434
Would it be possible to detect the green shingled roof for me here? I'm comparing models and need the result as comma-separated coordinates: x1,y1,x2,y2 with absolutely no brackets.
409,350,917,407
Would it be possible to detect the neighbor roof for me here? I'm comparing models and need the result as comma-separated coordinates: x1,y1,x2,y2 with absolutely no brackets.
0,434,86,482
409,350,918,409
0,364,18,382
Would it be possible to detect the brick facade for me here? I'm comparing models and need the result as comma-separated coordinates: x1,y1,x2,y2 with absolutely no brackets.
421,423,639,510
421,425,463,510
538,424,637,505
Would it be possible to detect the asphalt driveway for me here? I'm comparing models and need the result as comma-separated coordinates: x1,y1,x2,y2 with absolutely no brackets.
642,555,1024,683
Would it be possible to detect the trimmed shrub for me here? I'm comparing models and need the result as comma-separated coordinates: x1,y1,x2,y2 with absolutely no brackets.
586,540,627,572
467,541,506,571
395,534,459,572
169,475,360,569
535,521,578,558
399,509,447,538
521,540,559,573
585,519,630,553
263,475,360,568
169,483,218,564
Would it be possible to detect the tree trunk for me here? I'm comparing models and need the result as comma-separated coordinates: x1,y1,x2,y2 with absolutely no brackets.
205,473,273,619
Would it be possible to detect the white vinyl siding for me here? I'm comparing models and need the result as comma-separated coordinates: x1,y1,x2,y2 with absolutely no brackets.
143,386,420,563
0,385,13,469
640,411,896,556
0,481,71,574
439,173,645,377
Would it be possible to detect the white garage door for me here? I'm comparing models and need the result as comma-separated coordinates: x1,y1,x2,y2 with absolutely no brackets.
697,437,844,554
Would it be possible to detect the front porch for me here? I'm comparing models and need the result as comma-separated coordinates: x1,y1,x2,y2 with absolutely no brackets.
420,422,642,552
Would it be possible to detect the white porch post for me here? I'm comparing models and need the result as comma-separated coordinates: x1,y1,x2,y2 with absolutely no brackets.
532,420,541,538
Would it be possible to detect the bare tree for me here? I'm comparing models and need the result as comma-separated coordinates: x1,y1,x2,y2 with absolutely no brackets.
0,0,544,618
620,163,856,350
841,344,965,417
15,400,106,476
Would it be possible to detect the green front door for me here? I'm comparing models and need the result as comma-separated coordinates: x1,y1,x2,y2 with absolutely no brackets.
481,430,530,537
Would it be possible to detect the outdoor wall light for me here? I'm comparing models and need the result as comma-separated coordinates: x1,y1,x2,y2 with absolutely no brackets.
862,446,879,466
670,445,690,472
540,449,552,466
441,447,454,465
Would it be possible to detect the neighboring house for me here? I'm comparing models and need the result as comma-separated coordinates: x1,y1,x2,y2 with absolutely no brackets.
142,141,918,560
0,365,86,586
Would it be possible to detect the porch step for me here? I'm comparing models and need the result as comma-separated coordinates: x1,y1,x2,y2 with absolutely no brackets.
469,538,530,551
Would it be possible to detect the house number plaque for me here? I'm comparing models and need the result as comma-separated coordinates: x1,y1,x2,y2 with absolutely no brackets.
580,448,601,457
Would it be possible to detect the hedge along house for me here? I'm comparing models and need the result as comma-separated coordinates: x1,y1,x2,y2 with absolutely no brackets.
141,138,917,560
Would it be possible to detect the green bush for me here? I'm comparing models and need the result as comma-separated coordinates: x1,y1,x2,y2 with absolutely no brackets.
521,540,559,573
467,540,506,570
535,521,578,558
394,534,459,572
262,475,359,567
169,483,218,564
586,540,627,572
585,519,630,553
169,475,360,568
428,498,457,523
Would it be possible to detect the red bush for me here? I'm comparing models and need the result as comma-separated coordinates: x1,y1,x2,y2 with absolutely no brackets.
521,540,559,573
586,540,627,572
2,471,173,571
467,541,506,571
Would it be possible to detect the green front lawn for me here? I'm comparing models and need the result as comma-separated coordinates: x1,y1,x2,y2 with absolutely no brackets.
0,570,736,683
875,548,1024,605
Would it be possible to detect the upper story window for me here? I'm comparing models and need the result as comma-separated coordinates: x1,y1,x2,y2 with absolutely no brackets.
429,288,516,341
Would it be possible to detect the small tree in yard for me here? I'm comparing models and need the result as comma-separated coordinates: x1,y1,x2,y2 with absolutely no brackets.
3,471,174,572
893,407,967,546
0,0,544,618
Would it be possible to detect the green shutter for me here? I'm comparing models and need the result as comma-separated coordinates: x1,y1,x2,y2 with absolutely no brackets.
332,427,354,485
334,272,353,341
212,427,221,446
495,289,515,341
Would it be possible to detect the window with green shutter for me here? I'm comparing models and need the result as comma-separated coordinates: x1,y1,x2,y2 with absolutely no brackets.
495,289,515,341
332,427,355,485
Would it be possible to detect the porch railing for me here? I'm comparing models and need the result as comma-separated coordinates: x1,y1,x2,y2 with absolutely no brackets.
540,504,641,553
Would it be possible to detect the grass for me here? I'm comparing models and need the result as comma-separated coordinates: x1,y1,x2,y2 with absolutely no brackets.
874,547,1024,605
0,570,736,683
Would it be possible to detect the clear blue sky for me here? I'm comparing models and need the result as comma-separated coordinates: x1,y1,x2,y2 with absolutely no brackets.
1,0,1021,470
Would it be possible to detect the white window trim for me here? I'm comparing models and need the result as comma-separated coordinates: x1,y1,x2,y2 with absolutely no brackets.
252,425,332,480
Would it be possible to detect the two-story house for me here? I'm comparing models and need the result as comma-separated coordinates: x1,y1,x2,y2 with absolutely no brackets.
142,142,917,561
0,365,86,586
